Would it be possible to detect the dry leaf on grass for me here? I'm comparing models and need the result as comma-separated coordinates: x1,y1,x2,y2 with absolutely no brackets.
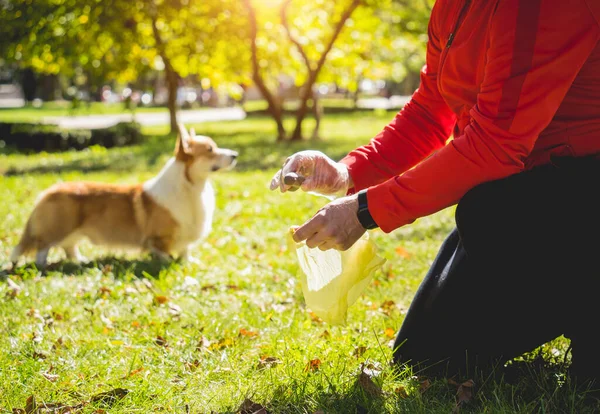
395,246,411,259
90,388,130,408
238,398,267,414
15,389,128,414
153,295,168,305
353,346,367,358
123,367,145,379
357,366,382,397
42,372,59,382
451,379,475,413
304,358,322,372
257,356,281,370
384,327,395,338
155,336,168,347
380,300,397,316
419,378,432,394
239,328,259,338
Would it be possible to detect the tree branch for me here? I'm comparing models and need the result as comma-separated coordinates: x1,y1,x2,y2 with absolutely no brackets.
314,0,361,75
243,0,275,105
280,0,313,73
242,0,286,139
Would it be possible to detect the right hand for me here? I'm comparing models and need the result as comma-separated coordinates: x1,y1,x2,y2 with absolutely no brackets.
269,150,352,196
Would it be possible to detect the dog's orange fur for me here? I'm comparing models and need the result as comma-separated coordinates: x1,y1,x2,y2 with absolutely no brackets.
15,182,178,259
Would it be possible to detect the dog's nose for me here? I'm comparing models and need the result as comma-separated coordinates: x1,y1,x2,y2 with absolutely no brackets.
231,151,238,160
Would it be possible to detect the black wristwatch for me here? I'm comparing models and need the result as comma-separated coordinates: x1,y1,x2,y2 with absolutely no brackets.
357,189,379,230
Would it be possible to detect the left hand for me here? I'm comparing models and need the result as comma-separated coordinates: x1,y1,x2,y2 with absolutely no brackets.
292,194,366,251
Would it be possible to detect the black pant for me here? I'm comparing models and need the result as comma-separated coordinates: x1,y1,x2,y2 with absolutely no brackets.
393,156,600,380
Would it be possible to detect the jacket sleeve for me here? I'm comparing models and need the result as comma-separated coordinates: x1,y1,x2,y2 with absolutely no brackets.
338,1,457,192
366,0,600,233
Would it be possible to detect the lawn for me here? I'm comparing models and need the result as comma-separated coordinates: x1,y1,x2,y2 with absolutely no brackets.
0,112,596,413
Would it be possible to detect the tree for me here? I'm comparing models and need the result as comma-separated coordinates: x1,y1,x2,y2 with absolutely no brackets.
0,0,248,134
243,0,361,141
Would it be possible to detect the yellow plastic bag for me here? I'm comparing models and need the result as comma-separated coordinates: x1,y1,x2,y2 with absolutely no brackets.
288,229,386,325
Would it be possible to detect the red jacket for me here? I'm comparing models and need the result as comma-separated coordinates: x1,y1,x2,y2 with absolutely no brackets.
340,0,600,233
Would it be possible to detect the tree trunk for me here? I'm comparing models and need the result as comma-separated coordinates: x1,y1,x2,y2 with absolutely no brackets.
166,68,179,134
290,83,314,141
311,92,322,141
352,74,363,111
282,0,361,141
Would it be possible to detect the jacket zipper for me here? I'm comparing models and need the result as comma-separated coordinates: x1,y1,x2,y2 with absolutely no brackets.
437,0,472,93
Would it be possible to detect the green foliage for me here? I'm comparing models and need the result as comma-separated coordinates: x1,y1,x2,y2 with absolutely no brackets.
0,121,142,153
0,114,597,412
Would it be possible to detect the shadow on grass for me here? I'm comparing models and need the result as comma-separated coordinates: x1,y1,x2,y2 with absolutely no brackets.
2,113,378,177
4,255,178,279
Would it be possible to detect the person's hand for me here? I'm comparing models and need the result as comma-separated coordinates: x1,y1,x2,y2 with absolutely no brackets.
292,194,366,251
269,150,352,196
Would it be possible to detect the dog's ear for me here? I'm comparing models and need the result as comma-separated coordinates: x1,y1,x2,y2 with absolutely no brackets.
175,123,191,158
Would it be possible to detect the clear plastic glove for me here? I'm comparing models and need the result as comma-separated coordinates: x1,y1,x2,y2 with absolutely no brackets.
269,150,352,197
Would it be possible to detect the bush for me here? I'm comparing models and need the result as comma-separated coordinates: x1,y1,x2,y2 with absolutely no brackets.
0,121,143,153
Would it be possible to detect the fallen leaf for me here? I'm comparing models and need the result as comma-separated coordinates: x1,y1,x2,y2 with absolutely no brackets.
154,295,168,305
239,328,259,338
90,388,129,408
357,371,382,397
98,286,112,296
31,351,48,360
453,379,475,413
155,336,168,347
384,327,395,338
353,346,367,358
395,246,411,259
319,330,330,339
380,300,396,316
305,358,321,372
309,312,322,323
395,385,409,398
419,378,432,394
238,398,267,414
123,367,144,379
184,359,201,372
200,284,217,292
52,337,66,350
257,356,281,370
25,395,36,414
42,372,59,382
208,337,234,351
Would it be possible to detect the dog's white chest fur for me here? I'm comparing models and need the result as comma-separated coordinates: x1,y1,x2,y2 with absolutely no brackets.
143,158,214,251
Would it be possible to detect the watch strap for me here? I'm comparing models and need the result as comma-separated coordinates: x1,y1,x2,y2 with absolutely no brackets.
357,189,379,230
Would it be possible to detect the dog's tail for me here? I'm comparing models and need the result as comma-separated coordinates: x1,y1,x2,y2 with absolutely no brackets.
10,217,36,265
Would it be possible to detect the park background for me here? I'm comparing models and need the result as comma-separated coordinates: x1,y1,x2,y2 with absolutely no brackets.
0,0,593,413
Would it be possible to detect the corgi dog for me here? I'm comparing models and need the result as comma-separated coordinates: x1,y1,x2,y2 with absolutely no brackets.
10,123,238,268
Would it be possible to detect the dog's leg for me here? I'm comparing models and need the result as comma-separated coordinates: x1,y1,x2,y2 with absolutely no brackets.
9,245,22,269
35,248,50,269
179,247,201,265
64,245,88,263
146,237,173,262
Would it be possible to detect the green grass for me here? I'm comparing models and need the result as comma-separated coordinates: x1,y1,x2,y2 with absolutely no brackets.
0,113,598,413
